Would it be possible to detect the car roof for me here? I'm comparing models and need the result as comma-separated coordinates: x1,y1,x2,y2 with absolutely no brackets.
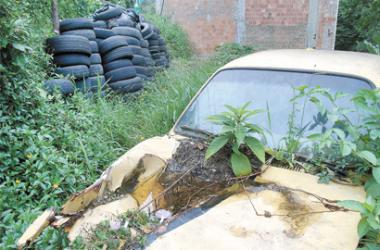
222,49,380,87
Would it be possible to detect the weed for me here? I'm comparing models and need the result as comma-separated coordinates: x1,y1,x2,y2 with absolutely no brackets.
72,211,157,250
205,102,266,176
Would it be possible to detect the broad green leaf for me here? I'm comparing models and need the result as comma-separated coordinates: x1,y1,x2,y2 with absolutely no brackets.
225,104,240,115
333,128,345,139
12,43,32,52
337,200,366,214
208,114,234,126
230,152,252,177
340,141,356,157
205,135,229,159
307,133,322,140
235,126,246,146
358,217,370,238
366,182,380,198
245,136,265,163
367,214,380,230
246,124,264,134
357,151,378,166
372,167,380,184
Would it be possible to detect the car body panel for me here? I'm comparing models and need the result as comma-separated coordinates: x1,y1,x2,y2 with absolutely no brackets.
147,167,364,250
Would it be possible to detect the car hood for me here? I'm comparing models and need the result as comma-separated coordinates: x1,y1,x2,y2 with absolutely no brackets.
18,135,366,249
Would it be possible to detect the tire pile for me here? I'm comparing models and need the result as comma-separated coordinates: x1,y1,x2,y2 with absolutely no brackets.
45,4,170,96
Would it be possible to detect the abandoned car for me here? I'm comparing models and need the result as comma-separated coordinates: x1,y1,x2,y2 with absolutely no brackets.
19,49,380,249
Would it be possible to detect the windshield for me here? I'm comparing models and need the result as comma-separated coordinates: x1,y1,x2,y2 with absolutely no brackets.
175,69,372,149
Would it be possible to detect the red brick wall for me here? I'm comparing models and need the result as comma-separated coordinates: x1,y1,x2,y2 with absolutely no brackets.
162,0,237,54
244,0,309,49
160,0,338,55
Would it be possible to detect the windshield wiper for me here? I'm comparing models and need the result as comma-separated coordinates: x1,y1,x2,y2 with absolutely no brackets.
180,125,213,137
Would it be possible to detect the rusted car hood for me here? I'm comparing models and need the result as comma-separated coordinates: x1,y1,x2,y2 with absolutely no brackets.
18,135,365,249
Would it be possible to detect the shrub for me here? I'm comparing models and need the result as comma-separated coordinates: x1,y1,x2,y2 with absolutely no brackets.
335,0,380,52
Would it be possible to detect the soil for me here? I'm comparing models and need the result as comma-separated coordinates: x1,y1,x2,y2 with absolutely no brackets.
158,139,261,213
164,139,262,183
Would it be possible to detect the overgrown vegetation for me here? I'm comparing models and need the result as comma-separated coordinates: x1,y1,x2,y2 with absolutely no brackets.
272,86,380,249
335,0,380,52
72,211,156,249
0,0,254,248
205,102,266,176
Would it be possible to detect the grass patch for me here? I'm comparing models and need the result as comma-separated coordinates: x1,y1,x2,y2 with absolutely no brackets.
143,12,193,59
1,43,253,249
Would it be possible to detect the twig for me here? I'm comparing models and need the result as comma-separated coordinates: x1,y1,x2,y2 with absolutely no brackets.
138,165,197,212
184,182,219,208
240,181,346,218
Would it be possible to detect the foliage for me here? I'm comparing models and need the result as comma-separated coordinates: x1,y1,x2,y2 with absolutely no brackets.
335,0,380,52
206,102,266,176
289,86,380,248
357,34,380,56
143,13,192,59
72,211,156,249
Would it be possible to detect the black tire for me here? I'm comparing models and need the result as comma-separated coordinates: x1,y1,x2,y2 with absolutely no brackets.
60,18,93,32
90,53,102,64
152,52,166,60
55,65,89,78
135,66,153,76
44,79,75,95
140,39,149,48
93,20,107,28
137,74,148,80
76,76,106,92
129,45,144,56
155,58,167,67
132,55,147,66
159,45,167,52
109,77,143,93
140,23,153,38
89,64,104,76
111,27,142,40
61,29,96,40
99,36,128,55
53,53,90,66
149,33,160,40
103,59,132,72
102,46,133,64
152,26,160,34
94,6,123,21
145,58,155,67
46,35,91,55
94,28,115,39
158,37,166,46
95,38,103,44
149,39,159,46
124,36,140,46
141,48,151,57
90,41,99,53
105,66,136,83
110,14,135,27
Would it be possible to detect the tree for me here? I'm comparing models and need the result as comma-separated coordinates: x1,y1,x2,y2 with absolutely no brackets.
51,0,60,34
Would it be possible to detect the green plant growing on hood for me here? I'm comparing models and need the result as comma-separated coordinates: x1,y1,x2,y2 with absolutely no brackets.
205,102,266,177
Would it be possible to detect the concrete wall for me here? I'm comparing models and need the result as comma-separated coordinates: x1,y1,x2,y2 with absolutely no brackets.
156,0,339,55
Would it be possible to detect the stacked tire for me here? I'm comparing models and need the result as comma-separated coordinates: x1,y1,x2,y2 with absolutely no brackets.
111,26,153,81
100,36,143,93
44,4,170,96
45,35,91,95
140,22,169,69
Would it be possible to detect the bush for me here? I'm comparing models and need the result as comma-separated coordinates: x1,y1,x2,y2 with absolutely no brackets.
335,0,380,52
